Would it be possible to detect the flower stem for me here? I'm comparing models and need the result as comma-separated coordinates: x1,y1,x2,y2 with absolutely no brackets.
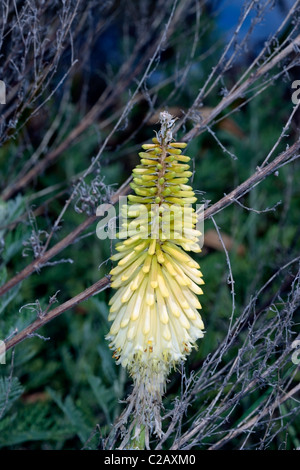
132,424,146,450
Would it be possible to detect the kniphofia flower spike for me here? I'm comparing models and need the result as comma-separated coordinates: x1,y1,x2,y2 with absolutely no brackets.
106,111,204,441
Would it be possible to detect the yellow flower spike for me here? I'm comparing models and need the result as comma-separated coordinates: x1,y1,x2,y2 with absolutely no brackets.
165,294,181,318
140,254,151,274
148,238,157,255
167,147,182,155
106,111,205,441
163,257,177,277
183,307,197,321
138,151,158,158
117,249,139,266
162,268,190,309
178,311,191,330
141,143,157,150
156,288,169,324
141,174,157,181
161,241,194,264
130,269,146,292
155,245,165,264
140,158,159,166
123,233,143,246
142,305,151,335
145,278,155,306
172,154,191,163
109,305,127,335
162,324,172,342
169,142,187,148
109,285,127,311
116,252,147,280
121,282,135,303
156,265,169,298
108,284,125,306
181,285,202,309
150,255,158,288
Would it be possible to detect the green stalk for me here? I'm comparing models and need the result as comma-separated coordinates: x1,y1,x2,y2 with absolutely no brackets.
131,424,146,450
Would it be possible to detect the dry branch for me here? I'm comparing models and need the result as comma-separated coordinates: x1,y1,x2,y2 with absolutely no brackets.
182,34,300,142
208,382,300,450
1,0,187,201
0,182,130,297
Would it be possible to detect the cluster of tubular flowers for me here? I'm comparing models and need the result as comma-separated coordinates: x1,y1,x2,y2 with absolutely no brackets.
106,114,204,411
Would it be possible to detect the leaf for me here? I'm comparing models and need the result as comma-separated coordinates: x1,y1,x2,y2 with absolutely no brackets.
47,388,91,444
0,404,75,447
87,374,112,423
0,376,24,420
0,428,74,447
0,194,24,227
0,267,7,287
0,284,20,316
